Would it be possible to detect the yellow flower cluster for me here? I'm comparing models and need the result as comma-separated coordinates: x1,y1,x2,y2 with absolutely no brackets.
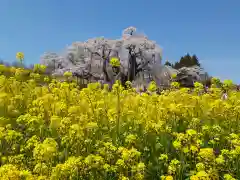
16,52,24,60
110,57,121,67
0,64,239,179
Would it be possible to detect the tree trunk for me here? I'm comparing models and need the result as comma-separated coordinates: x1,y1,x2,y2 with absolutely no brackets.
127,53,137,82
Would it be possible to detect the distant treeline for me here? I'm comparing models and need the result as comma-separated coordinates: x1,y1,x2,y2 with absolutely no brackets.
0,59,34,69
164,53,201,69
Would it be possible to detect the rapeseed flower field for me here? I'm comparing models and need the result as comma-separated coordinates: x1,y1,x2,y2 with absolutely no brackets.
0,65,239,180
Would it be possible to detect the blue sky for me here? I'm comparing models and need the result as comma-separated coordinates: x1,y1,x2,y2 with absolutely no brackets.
0,0,240,82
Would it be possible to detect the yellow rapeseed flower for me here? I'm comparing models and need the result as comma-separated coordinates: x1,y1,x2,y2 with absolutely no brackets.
16,52,24,64
110,57,120,67
165,175,174,180
0,65,240,179
63,71,72,77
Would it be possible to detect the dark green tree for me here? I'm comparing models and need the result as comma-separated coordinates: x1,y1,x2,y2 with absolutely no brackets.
191,54,200,66
173,53,201,69
164,61,172,66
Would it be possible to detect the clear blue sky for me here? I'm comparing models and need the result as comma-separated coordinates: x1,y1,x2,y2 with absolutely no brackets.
0,0,240,83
